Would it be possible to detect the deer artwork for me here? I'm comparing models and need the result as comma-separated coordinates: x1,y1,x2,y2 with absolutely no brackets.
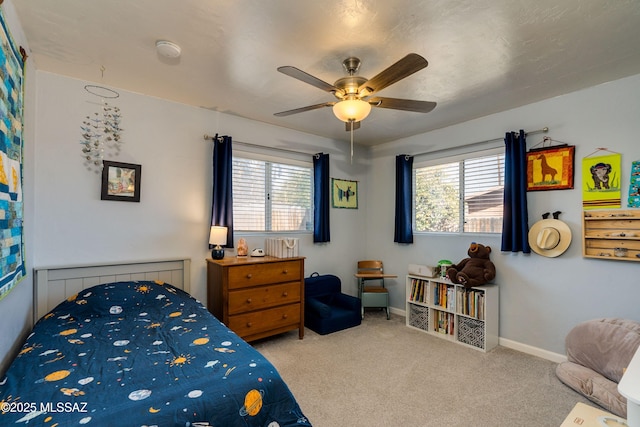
537,153,558,182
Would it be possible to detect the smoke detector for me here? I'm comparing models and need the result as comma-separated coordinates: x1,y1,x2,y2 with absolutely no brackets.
156,40,181,58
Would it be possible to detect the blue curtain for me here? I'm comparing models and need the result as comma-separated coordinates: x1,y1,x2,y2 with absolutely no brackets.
501,130,530,253
394,154,413,244
210,134,234,248
313,153,330,242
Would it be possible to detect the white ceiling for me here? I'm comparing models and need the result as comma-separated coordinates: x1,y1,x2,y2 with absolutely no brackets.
11,0,640,146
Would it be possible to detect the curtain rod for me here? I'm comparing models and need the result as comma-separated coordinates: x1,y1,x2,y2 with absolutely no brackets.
203,134,319,157
411,127,549,158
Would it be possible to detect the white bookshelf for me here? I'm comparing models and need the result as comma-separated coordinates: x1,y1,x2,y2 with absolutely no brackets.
405,274,499,352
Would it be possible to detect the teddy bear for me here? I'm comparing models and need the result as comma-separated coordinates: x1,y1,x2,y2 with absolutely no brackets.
446,242,496,288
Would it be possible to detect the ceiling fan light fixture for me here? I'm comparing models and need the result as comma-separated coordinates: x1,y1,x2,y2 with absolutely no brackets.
332,99,371,122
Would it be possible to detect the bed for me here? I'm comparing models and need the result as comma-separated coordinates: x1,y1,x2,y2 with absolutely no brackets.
0,259,311,426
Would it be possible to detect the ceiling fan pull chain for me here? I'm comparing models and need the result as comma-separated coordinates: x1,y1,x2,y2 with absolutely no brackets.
350,120,354,164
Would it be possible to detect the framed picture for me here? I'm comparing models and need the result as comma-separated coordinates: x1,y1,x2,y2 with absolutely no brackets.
332,178,358,209
526,145,575,191
101,161,142,202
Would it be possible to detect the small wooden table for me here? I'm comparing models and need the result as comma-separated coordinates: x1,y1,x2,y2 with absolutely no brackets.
354,272,397,320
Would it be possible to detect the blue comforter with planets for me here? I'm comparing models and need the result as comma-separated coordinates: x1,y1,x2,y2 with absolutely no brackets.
0,280,311,426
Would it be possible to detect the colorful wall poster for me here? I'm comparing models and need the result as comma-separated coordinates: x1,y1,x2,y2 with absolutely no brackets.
582,153,621,209
629,160,640,208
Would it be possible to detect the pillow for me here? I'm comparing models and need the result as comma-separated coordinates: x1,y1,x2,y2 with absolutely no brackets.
48,281,182,319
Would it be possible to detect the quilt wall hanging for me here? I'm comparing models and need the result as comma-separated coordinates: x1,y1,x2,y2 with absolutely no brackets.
0,6,27,301
526,145,575,191
582,149,621,210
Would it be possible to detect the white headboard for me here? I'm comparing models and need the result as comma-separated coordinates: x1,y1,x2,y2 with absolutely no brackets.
33,258,191,323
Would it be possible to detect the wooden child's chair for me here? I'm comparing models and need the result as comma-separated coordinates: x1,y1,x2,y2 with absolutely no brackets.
355,260,392,319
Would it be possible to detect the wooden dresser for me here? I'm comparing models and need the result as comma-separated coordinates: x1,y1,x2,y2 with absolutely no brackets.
206,256,305,342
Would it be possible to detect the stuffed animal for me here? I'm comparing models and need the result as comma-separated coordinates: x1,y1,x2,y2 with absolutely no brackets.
446,242,496,288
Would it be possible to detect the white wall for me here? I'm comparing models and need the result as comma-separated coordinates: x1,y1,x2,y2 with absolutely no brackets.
367,73,640,357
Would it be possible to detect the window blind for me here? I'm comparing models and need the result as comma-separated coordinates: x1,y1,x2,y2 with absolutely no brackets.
233,157,313,232
414,151,504,233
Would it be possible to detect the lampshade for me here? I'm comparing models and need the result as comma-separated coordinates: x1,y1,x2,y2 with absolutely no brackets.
209,226,228,260
209,226,228,245
332,99,372,122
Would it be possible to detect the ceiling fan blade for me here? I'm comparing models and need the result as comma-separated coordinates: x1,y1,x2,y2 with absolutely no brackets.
344,121,361,131
369,97,436,113
274,102,335,117
277,66,337,93
358,53,428,96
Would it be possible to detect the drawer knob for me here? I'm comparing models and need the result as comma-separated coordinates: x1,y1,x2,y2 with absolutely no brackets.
246,298,252,304
282,314,288,319
282,269,288,274
246,273,253,279
282,292,288,297
246,322,252,328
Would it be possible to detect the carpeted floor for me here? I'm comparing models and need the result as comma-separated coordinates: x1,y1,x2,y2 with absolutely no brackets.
253,310,593,427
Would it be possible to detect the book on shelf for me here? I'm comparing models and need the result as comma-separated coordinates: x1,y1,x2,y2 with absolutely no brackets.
455,288,485,320
434,310,455,335
410,278,428,303
433,283,455,310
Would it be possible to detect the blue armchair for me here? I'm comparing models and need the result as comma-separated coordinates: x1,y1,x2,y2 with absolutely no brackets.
304,273,361,335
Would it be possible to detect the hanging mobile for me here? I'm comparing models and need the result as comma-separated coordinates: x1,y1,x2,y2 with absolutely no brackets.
80,66,124,171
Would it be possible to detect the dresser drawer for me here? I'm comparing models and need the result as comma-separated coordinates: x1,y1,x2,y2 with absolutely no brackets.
228,304,300,338
227,261,301,289
228,282,301,315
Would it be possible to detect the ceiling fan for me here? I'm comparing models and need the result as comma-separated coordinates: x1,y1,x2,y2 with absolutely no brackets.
274,53,437,131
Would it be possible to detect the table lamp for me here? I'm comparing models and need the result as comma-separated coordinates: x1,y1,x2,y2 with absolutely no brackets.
209,226,228,260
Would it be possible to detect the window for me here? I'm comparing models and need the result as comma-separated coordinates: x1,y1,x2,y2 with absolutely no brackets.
414,150,505,233
232,156,313,232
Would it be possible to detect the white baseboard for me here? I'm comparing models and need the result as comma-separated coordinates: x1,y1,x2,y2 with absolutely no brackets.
390,306,404,317
394,307,567,363
499,337,567,364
